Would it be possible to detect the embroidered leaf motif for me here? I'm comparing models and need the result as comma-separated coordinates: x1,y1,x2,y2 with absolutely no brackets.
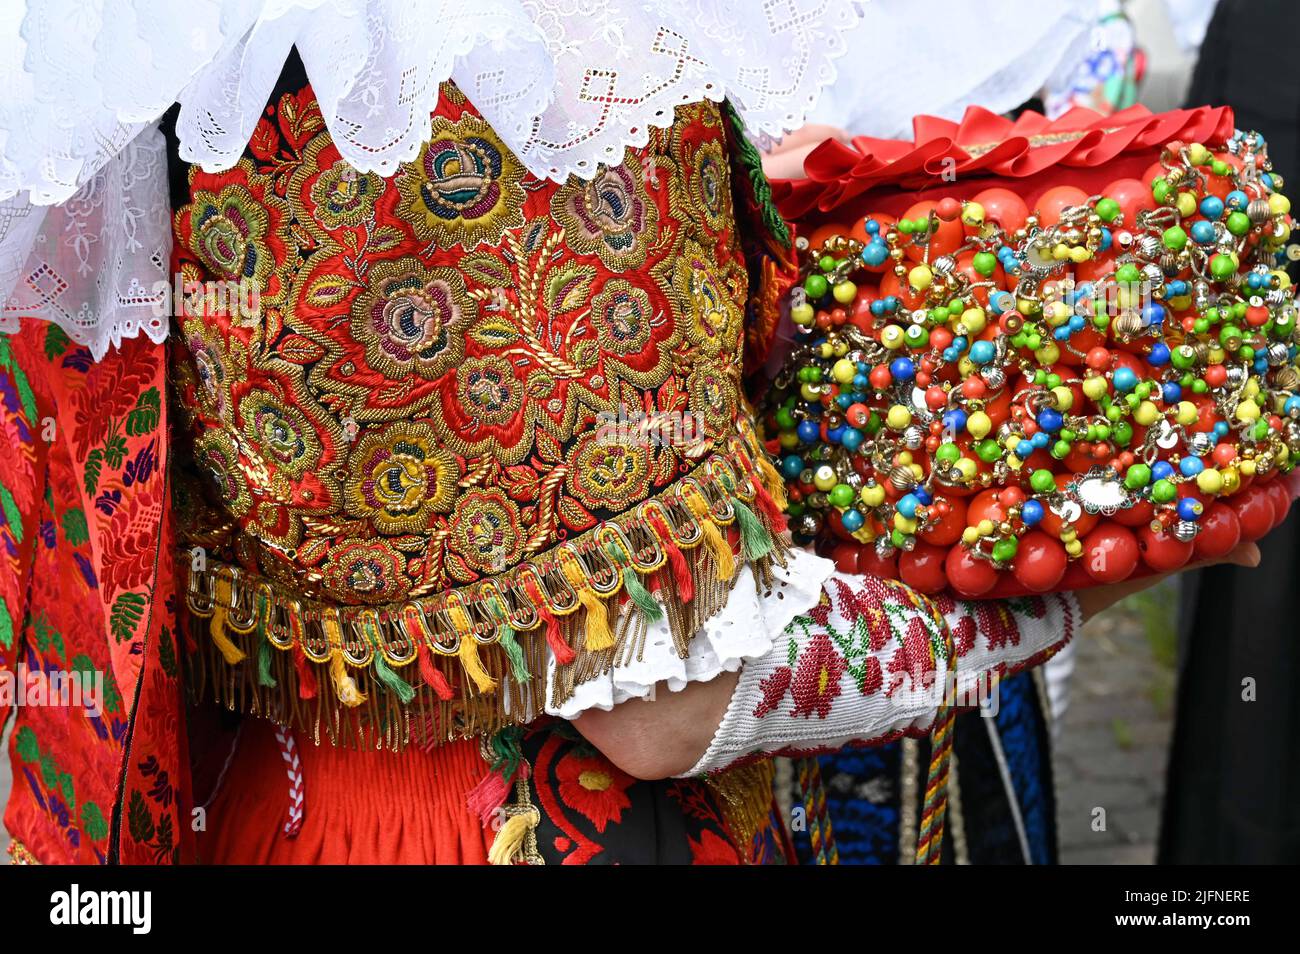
14,726,38,762
125,387,161,436
0,600,14,651
557,495,596,532
305,274,355,308
0,484,22,543
278,334,326,365
109,591,148,644
461,253,513,288
368,225,406,254
44,324,71,361
469,316,521,347
81,802,109,841
127,790,156,845
102,433,128,470
60,507,89,546
156,624,178,678
546,266,593,313
83,447,104,496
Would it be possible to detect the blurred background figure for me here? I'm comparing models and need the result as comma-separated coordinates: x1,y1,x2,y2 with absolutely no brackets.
1159,0,1300,864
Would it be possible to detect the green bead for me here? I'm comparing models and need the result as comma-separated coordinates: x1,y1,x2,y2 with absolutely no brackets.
829,483,855,508
898,219,914,234
1047,373,1062,389
991,538,1019,563
904,325,929,348
1124,463,1151,489
1226,211,1251,236
976,439,1002,463
972,251,997,277
1051,439,1072,459
1095,197,1121,222
1152,178,1171,203
775,408,796,430
1162,225,1188,250
1211,159,1229,176
891,529,909,548
1116,263,1142,284
819,254,837,272
1191,379,1208,394
804,273,828,298
1113,422,1133,446
936,442,961,464
1151,479,1177,503
1030,469,1056,493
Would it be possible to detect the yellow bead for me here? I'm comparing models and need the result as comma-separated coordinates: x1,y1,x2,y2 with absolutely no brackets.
800,383,821,402
1017,296,1038,316
1035,342,1061,366
1236,400,1260,423
1177,191,1198,217
976,519,995,536
1196,469,1223,495
778,431,799,450
832,358,857,384
1053,242,1070,261
1060,527,1077,543
957,356,975,377
909,265,933,290
1083,375,1109,400
1274,269,1292,290
860,484,886,507
886,405,912,430
1221,467,1240,493
1134,400,1159,426
1045,301,1071,327
960,307,987,334
1069,245,1092,264
909,463,924,480
1006,434,1022,454
852,525,877,544
880,324,905,349
962,527,980,545
813,465,837,491
1188,143,1210,165
1240,459,1257,477
1244,378,1261,399
1207,346,1226,365
1065,540,1083,558
954,458,977,481
897,451,914,466
1270,193,1291,215
1051,386,1073,411
894,514,918,533
967,410,992,439
961,202,985,228
1175,401,1199,426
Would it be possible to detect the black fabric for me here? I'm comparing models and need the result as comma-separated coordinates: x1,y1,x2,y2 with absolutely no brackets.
1159,0,1300,863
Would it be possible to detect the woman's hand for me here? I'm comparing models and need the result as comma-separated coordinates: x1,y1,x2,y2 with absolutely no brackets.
760,124,850,180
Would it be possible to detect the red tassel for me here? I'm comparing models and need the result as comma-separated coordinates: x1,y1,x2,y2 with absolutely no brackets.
292,646,318,700
649,512,693,603
418,644,455,701
538,603,576,666
466,762,529,826
753,481,788,533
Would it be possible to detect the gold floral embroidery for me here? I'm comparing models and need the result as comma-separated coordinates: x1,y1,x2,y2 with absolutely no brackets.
345,420,460,533
448,488,525,577
551,157,658,270
394,113,526,250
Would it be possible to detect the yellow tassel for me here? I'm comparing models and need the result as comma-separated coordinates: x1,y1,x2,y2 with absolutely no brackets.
488,810,538,865
699,519,736,581
576,587,615,651
328,651,367,707
758,455,789,511
208,606,246,665
457,636,499,694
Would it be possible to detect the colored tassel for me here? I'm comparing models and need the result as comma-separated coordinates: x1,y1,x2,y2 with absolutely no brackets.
466,727,528,825
647,512,693,603
417,644,455,700
372,652,416,703
327,651,367,707
488,810,537,865
208,607,246,665
497,626,530,684
752,478,788,532
292,645,318,700
466,771,511,827
457,636,498,693
757,454,789,511
576,587,614,651
537,603,576,666
733,498,774,561
624,570,664,621
699,518,736,581
256,636,277,689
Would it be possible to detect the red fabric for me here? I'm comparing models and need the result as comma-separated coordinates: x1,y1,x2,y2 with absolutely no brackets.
772,104,1237,222
197,722,492,864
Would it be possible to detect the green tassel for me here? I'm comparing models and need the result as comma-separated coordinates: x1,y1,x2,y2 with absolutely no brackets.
608,542,662,621
256,634,277,689
497,623,530,684
489,724,526,778
372,651,415,703
733,498,773,561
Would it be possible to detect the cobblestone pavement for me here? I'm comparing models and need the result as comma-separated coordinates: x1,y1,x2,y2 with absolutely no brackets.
1054,590,1178,865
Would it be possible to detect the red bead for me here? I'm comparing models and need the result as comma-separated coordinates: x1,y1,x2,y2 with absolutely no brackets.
1204,364,1227,387
869,365,893,390
898,542,949,594
1081,524,1139,583
1012,532,1068,592
1138,524,1193,572
1085,347,1112,370
945,544,999,597
936,197,963,221
1193,503,1241,560
925,386,948,410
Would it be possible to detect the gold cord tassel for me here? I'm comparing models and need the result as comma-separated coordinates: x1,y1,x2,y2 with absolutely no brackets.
699,519,736,581
208,606,247,665
576,587,615,651
489,810,539,865
458,636,499,694
328,651,367,707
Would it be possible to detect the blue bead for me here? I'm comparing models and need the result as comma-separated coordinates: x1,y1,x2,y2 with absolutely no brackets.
1054,327,1072,341
1149,343,1171,366
1191,220,1216,245
1031,432,1051,449
781,455,804,478
942,347,960,363
890,357,916,381
841,428,863,451
796,420,820,444
942,409,968,433
913,488,932,505
826,424,846,444
884,296,900,310
1199,195,1224,219
897,494,919,518
1179,456,1204,477
841,509,865,532
1162,382,1182,403
1038,408,1063,433
1112,366,1138,392
1227,190,1249,210
835,393,853,409
1286,396,1300,416
1021,500,1044,526
1152,461,1175,481
952,336,969,352
852,373,870,390
1214,421,1230,437
969,340,996,365
1178,497,1203,521
862,241,889,266
1069,315,1086,332
865,218,880,235
1099,228,1112,252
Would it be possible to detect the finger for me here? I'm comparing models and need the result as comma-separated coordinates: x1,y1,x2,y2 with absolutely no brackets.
771,123,851,152
1224,541,1262,568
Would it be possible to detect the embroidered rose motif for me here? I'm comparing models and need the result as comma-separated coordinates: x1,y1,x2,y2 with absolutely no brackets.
790,633,846,720
351,257,474,380
753,665,793,718
448,488,524,575
320,539,405,604
886,619,936,696
564,432,652,512
309,158,385,228
552,160,657,270
590,278,653,356
345,421,460,533
237,389,324,479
